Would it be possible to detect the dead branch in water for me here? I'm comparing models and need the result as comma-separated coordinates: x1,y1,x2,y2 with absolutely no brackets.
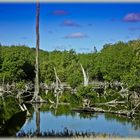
72,103,140,118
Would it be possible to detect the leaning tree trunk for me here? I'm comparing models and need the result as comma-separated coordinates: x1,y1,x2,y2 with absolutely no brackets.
54,67,62,90
80,64,89,86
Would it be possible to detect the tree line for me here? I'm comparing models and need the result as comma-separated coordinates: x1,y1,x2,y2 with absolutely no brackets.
0,39,140,92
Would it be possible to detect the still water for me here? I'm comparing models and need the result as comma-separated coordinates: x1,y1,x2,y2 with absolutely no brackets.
18,105,140,137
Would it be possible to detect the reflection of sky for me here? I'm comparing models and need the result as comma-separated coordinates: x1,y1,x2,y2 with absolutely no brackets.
18,111,140,137
0,3,140,53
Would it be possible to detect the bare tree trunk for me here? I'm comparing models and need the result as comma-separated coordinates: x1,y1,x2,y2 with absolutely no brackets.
54,67,61,90
34,1,40,101
31,1,46,103
80,64,89,86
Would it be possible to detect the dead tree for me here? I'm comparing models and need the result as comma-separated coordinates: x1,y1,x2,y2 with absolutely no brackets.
80,64,89,86
54,67,63,105
82,98,91,108
34,1,40,101
54,67,62,92
19,103,30,116
31,1,45,103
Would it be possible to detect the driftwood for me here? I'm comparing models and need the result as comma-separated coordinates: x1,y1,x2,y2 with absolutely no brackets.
82,98,91,108
72,107,133,118
48,99,55,104
16,82,34,103
19,103,30,116
73,99,140,118
0,83,16,99
0,81,46,103
129,102,140,117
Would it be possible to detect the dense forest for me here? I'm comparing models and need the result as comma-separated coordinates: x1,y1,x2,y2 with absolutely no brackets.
0,39,140,120
0,39,140,89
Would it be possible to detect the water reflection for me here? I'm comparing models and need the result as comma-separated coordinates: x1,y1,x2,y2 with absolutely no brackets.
0,97,27,136
0,111,26,136
17,104,140,137
1,97,140,137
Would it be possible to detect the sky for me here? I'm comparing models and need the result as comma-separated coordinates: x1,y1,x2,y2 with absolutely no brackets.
0,3,140,53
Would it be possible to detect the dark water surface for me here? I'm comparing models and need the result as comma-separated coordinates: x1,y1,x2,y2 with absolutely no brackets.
17,104,140,137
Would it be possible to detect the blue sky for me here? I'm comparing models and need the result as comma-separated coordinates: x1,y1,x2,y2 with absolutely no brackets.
0,3,140,53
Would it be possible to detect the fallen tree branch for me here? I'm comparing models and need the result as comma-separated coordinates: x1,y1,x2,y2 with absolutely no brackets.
72,106,137,118
94,99,126,106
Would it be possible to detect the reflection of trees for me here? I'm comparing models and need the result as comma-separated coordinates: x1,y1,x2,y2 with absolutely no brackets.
32,103,41,136
0,97,20,123
105,113,140,130
51,105,72,116
36,105,40,135
0,97,26,136
79,112,98,119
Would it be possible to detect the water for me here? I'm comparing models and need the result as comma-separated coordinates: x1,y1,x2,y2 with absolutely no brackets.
17,105,140,137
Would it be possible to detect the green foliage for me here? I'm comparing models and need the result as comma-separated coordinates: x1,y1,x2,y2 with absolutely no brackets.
94,42,134,81
40,61,55,84
41,92,55,101
0,46,35,83
15,81,26,90
1,39,140,94
60,92,81,106
105,89,122,102
0,97,20,122
0,45,2,71
67,69,82,88
77,85,96,99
